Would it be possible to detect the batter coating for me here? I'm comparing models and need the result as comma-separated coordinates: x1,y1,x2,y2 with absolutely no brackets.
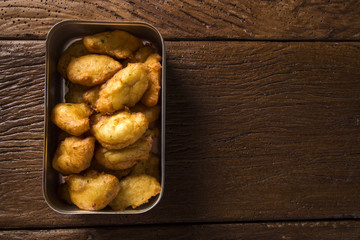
131,103,160,125
51,103,92,136
95,134,153,170
90,159,132,180
67,54,122,87
131,153,161,182
109,174,161,210
90,111,148,150
66,170,120,211
57,40,90,78
83,30,143,59
122,45,155,67
82,85,100,108
95,63,149,114
141,54,162,107
52,136,95,175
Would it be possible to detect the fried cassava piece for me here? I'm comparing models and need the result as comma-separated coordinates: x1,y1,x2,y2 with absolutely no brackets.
91,111,148,150
67,54,122,87
89,159,133,180
83,30,143,59
130,103,161,125
141,53,162,107
122,45,155,67
94,63,149,114
131,153,161,182
57,40,90,78
94,134,153,170
66,170,120,211
51,103,92,136
52,136,95,175
109,174,161,210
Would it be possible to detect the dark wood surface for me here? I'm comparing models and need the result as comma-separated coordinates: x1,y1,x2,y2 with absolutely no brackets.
0,221,359,240
0,0,359,239
0,0,359,40
1,40,359,228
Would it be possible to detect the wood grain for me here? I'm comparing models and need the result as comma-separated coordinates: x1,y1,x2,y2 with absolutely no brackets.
0,40,360,228
0,0,359,40
0,221,359,240
0,41,45,226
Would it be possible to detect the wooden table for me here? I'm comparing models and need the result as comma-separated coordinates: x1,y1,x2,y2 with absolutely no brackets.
0,1,359,239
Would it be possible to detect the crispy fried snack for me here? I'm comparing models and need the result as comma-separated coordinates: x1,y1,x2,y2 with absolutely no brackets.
66,170,120,210
57,40,90,78
91,111,148,150
58,183,73,205
109,174,161,210
83,30,143,59
141,54,162,107
131,153,161,182
95,134,153,170
95,63,149,114
67,54,122,87
89,112,103,126
51,103,93,136
130,103,160,125
90,159,132,180
65,83,89,103
52,136,95,175
122,45,155,67
82,85,100,108
133,45,155,62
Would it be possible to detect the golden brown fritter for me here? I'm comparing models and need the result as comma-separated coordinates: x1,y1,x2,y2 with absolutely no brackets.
89,112,103,126
90,159,132,180
130,103,160,125
131,153,161,182
82,85,101,109
66,170,120,211
94,135,153,170
109,174,161,210
83,30,143,59
57,40,90,78
90,111,148,150
95,63,149,114
122,45,155,67
51,103,93,136
67,54,122,87
141,54,162,107
52,136,95,175
65,83,89,103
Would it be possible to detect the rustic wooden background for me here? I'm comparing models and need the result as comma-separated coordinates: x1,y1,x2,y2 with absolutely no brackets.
0,1,359,239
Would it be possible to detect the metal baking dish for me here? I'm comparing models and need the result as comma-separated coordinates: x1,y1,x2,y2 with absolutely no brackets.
43,20,165,214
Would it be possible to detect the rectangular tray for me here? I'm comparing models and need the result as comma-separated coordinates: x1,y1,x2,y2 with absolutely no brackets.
44,20,166,214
